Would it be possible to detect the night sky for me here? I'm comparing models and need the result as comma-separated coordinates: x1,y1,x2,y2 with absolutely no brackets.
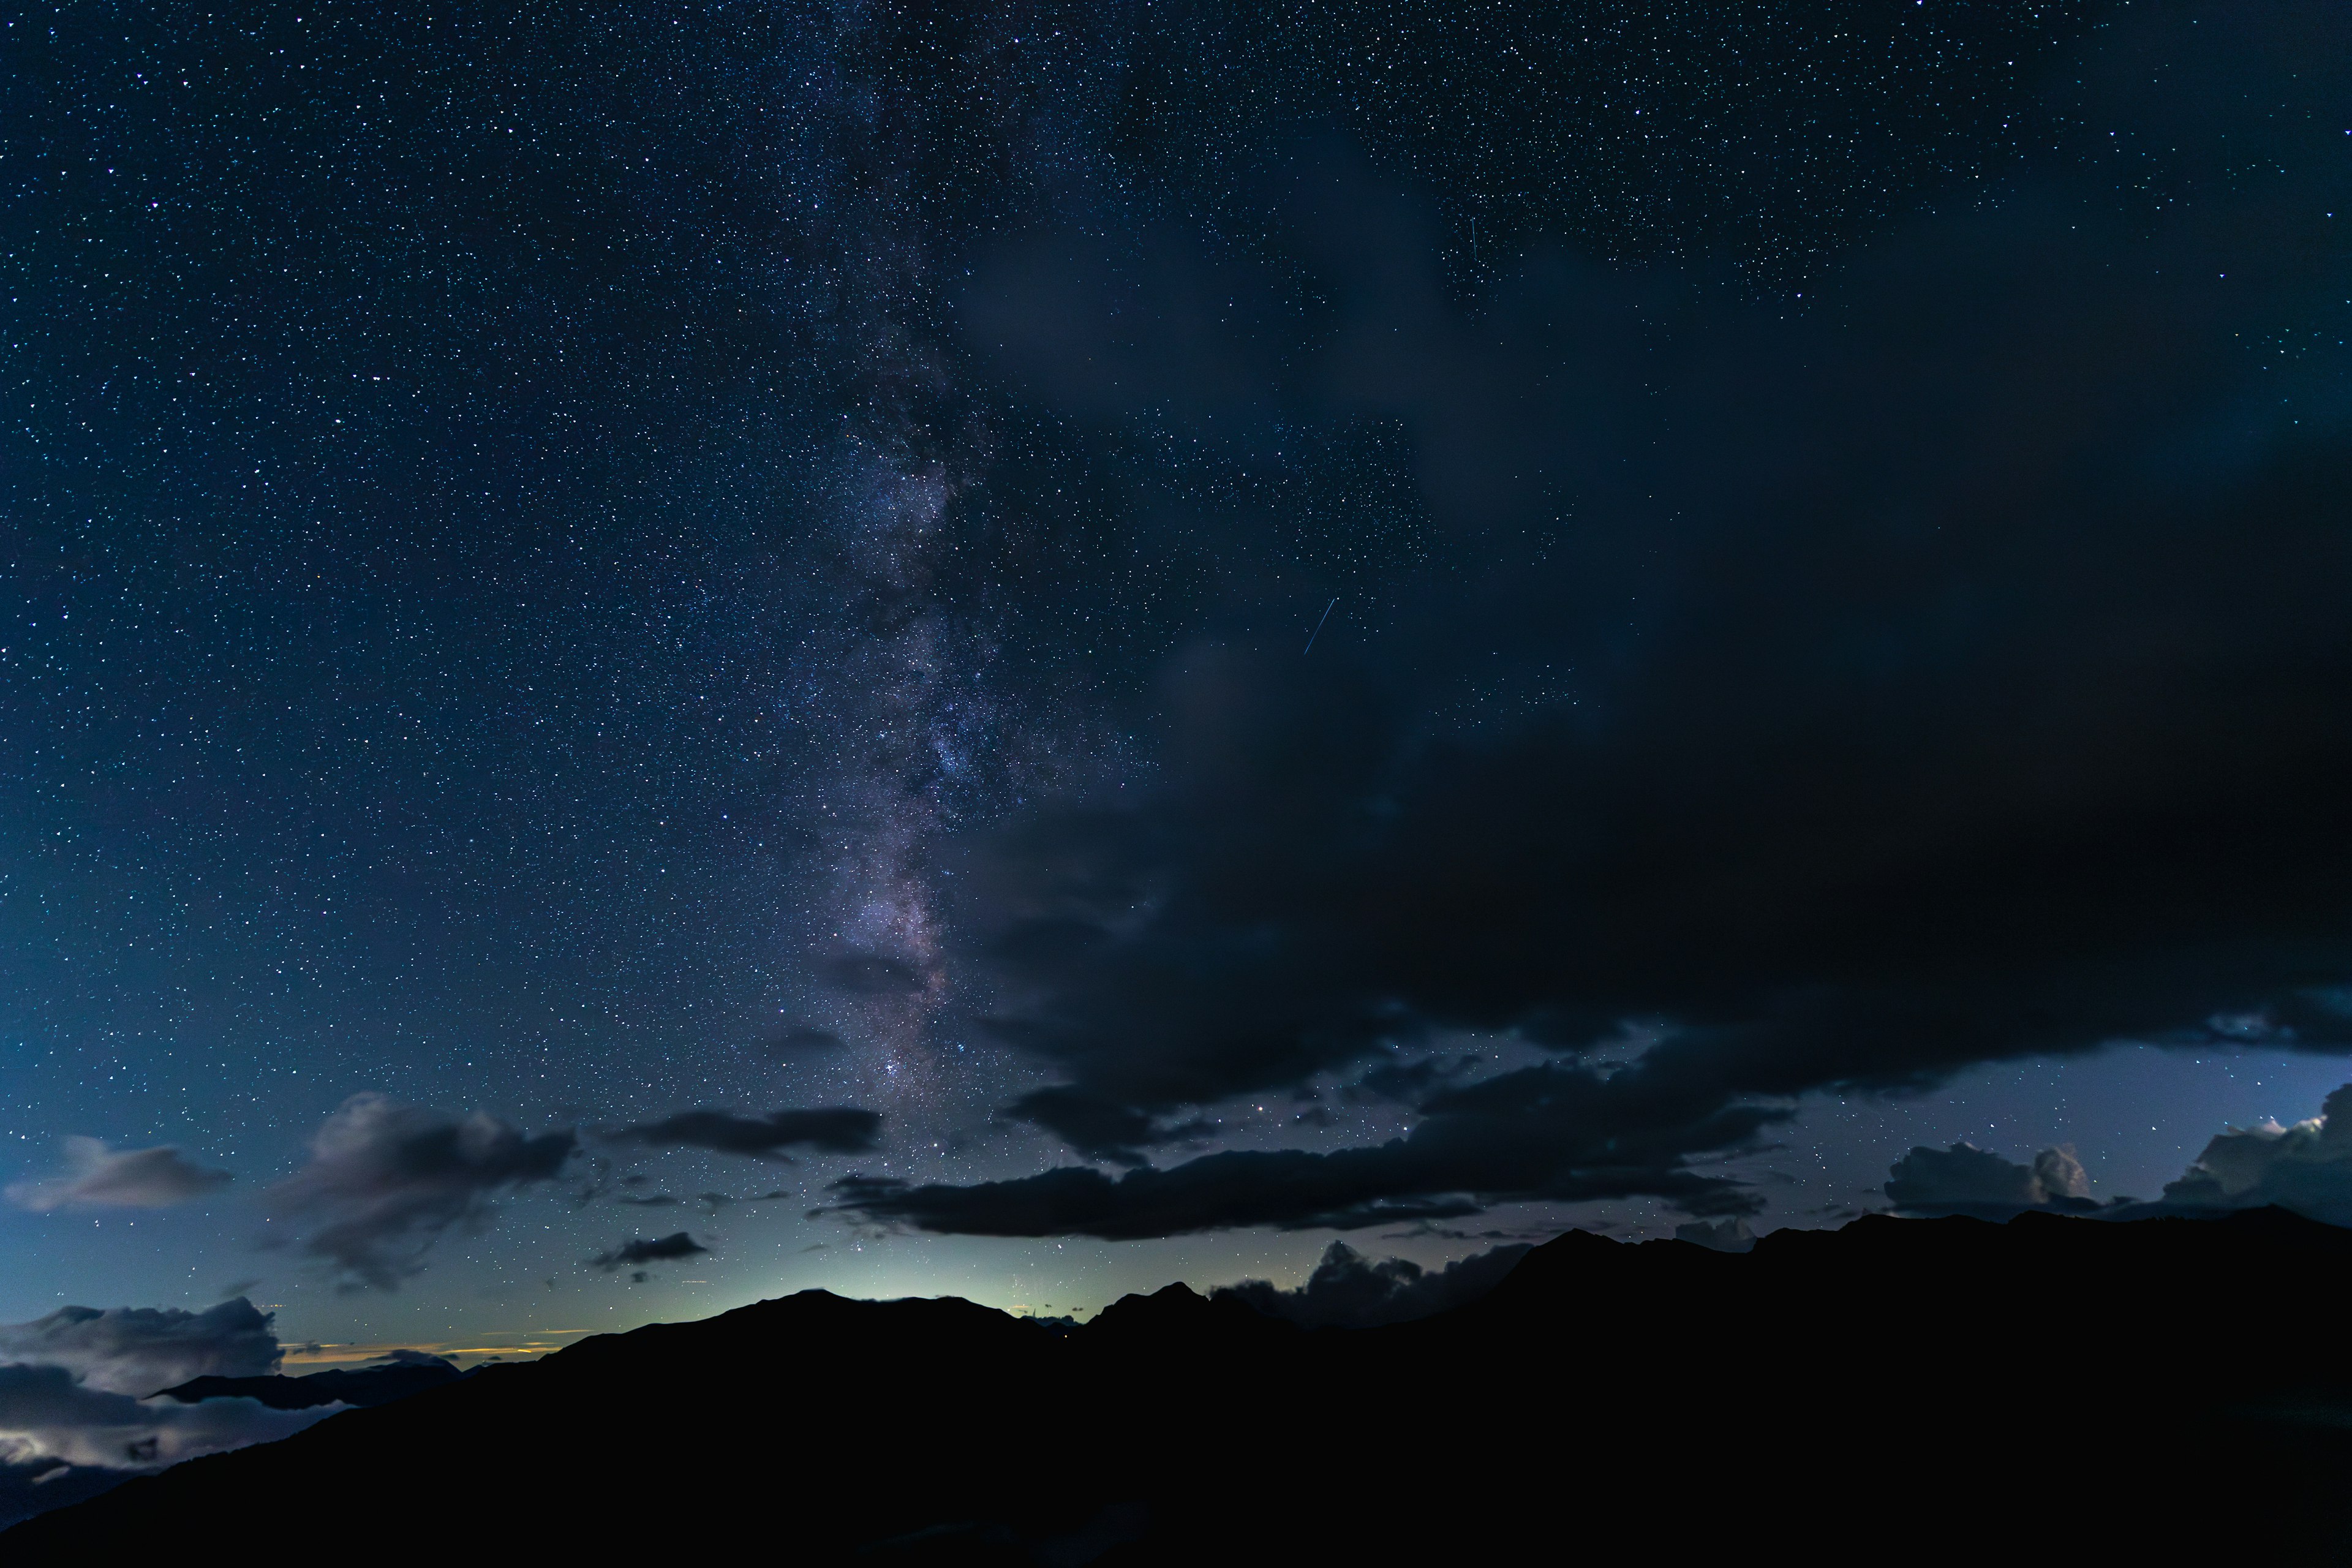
4,0,2351,1366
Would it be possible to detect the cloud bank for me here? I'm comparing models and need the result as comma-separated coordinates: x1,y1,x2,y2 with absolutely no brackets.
1886,1142,2095,1219
0,1297,320,1531
1880,1084,2352,1229
850,3,2352,1239
0,1364,330,1475
0,1300,281,1396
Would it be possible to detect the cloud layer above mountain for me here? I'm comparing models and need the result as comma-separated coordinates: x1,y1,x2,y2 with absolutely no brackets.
0,1364,330,1474
0,1300,281,1396
0,1297,317,1531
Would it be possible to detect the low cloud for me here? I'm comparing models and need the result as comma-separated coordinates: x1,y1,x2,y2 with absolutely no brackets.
590,1232,708,1272
270,1095,576,1291
2158,1084,2352,1227
1885,1142,2094,1219
0,1300,281,1396
0,1363,331,1476
619,1107,882,1159
6,1138,231,1212
0,1297,315,1531
1214,1240,1529,1328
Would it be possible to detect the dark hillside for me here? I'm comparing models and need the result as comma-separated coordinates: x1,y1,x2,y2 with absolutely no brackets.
11,1210,2349,1562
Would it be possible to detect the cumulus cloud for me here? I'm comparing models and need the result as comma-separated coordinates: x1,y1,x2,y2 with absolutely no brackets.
590,1232,709,1272
1213,1240,1530,1328
2157,1084,2352,1227
270,1094,576,1291
618,1107,881,1159
6,1137,231,1212
0,1299,281,1396
1885,1142,2094,1219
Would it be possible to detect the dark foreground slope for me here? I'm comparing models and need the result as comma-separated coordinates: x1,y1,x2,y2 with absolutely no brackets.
12,1210,2351,1562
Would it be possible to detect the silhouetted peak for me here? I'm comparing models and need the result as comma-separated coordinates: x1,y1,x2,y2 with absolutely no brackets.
153,1357,464,1412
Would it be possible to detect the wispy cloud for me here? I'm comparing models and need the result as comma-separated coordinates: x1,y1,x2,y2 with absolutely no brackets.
6,1138,231,1213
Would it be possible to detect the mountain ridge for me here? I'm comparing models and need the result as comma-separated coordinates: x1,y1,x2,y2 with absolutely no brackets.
10,1208,2350,1561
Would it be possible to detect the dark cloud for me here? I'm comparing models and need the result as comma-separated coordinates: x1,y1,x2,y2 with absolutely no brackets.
591,1232,709,1272
269,1095,577,1291
2156,1084,2352,1227
6,1138,232,1212
0,1300,281,1396
886,5,2352,1235
1886,1142,2095,1219
823,1061,1780,1238
1213,1239,1530,1328
1005,1087,1210,1166
619,1107,882,1159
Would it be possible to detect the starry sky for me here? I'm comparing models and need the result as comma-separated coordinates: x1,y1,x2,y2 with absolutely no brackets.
5,1,2350,1357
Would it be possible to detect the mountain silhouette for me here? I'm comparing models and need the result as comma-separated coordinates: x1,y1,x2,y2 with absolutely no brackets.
152,1354,465,1411
10,1209,2350,1561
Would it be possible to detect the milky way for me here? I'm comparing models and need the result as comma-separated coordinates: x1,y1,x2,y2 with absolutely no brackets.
26,1,2346,1343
